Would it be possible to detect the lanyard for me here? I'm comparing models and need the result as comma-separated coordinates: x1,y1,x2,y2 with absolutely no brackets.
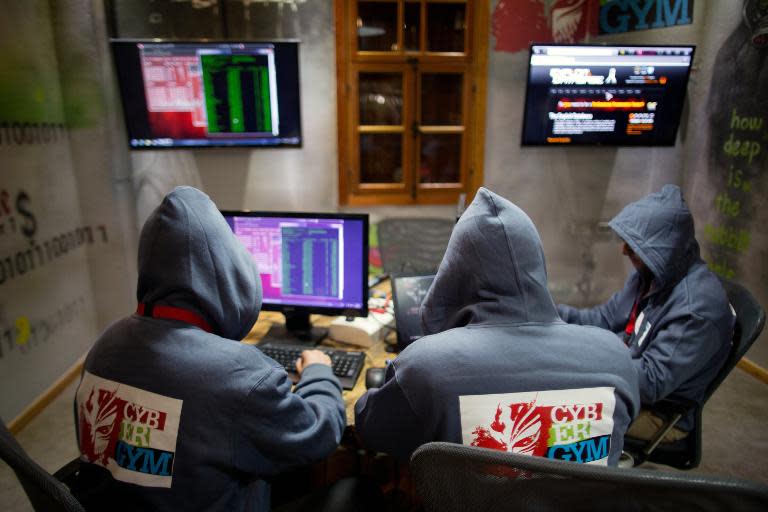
136,303,213,333
624,280,650,342
624,299,642,340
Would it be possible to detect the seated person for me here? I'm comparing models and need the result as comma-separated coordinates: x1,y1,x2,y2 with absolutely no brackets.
557,185,734,441
355,188,639,466
74,187,345,510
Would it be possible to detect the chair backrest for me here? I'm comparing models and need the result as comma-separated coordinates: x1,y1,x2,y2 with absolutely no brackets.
624,278,765,470
376,217,454,276
411,442,768,512
705,278,766,402
0,418,85,512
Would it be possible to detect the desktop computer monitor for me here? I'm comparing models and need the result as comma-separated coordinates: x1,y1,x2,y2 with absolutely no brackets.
521,43,695,146
111,39,302,149
222,210,369,344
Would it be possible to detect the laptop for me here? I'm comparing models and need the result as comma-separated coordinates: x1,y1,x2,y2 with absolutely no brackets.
391,275,435,351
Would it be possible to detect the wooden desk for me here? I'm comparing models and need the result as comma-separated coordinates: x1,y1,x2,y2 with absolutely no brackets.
243,311,397,426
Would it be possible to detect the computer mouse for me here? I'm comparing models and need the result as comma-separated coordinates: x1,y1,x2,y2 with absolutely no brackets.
365,367,386,389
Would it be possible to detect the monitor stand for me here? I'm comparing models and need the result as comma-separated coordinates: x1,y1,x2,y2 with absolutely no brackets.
260,310,328,347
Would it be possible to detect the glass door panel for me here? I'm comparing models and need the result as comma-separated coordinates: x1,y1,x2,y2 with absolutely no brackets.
339,1,485,204
421,72,463,125
360,133,403,183
357,1,399,51
419,133,462,183
404,1,421,51
427,2,466,52
359,73,403,125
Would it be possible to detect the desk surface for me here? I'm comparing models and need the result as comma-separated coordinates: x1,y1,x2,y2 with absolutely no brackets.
243,311,397,426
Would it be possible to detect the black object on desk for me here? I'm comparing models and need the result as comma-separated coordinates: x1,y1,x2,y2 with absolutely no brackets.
376,218,453,276
391,275,435,351
258,343,366,390
365,367,386,389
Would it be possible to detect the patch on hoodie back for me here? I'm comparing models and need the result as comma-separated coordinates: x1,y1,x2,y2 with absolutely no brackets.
76,371,183,487
460,387,615,465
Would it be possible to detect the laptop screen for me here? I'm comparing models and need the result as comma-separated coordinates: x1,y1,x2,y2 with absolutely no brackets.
391,275,435,350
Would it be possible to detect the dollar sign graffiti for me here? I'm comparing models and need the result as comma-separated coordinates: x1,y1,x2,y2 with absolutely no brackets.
16,191,37,239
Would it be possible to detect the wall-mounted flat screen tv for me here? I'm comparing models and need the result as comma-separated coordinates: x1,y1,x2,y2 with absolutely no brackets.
111,40,302,149
521,44,695,146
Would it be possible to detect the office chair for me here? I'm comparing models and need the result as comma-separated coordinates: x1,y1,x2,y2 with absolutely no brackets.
0,418,85,511
623,278,766,469
411,442,768,512
376,218,454,276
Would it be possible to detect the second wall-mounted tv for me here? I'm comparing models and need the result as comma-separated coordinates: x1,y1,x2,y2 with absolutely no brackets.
111,40,302,149
521,44,695,146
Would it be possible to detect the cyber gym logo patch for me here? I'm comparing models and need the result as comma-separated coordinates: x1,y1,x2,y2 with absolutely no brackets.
460,387,616,465
76,371,183,487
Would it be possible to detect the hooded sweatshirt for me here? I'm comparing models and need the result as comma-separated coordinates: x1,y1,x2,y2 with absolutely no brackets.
355,188,639,466
74,187,345,511
558,185,734,431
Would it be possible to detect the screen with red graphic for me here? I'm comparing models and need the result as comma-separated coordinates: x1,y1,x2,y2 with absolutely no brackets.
521,44,694,146
111,40,302,149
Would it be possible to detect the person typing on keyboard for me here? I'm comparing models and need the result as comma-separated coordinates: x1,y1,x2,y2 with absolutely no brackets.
295,349,333,374
259,344,366,390
73,187,345,511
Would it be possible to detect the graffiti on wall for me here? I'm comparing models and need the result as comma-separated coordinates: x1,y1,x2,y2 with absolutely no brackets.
0,185,108,360
492,0,599,53
0,296,87,359
491,0,697,53
598,0,693,35
0,187,110,287
703,0,767,279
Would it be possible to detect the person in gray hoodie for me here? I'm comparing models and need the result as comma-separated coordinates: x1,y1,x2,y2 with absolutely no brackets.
557,185,734,441
74,186,345,511
355,188,639,466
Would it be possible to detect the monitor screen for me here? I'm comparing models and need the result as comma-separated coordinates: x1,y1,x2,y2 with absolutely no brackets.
111,40,302,149
222,210,369,344
391,275,435,351
521,44,695,146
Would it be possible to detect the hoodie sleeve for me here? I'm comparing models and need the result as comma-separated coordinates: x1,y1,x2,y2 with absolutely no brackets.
632,314,727,404
354,362,430,460
557,290,626,332
557,274,639,334
232,364,345,474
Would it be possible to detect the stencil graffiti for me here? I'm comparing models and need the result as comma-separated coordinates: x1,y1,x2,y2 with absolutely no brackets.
0,188,109,286
703,0,768,280
0,296,86,359
492,0,599,53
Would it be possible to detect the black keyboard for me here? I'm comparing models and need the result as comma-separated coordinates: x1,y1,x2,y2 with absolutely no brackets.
258,343,366,390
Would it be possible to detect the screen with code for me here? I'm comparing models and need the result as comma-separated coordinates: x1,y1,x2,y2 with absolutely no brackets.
223,212,367,312
111,40,301,149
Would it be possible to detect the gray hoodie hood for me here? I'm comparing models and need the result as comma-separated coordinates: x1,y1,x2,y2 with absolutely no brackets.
609,184,700,290
136,186,262,340
420,187,558,334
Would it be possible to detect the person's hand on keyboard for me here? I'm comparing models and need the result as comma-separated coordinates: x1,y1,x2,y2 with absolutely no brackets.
295,349,332,375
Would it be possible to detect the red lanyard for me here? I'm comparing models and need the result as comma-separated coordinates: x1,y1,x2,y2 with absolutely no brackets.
136,303,213,333
624,299,642,338
624,280,650,339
